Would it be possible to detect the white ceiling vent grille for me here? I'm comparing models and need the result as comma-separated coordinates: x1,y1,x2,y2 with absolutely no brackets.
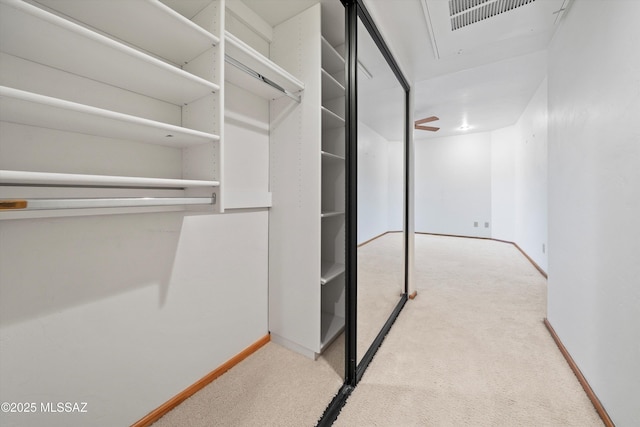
449,0,493,16
450,0,537,31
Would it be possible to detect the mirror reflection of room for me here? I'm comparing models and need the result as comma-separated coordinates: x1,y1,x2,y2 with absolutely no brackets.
356,16,406,364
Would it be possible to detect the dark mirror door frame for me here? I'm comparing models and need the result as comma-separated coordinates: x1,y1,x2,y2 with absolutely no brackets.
318,0,411,424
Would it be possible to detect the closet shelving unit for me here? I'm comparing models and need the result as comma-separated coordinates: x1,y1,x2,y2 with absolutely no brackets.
0,0,223,218
260,0,345,359
1,0,345,356
319,33,346,352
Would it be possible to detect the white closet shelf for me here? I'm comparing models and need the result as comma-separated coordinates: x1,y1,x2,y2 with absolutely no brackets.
322,69,345,102
0,0,218,106
320,313,345,350
320,261,345,285
34,0,220,66
0,87,219,148
225,31,304,100
321,106,345,130
0,170,220,188
160,0,210,20
321,36,344,75
321,211,345,218
321,151,345,162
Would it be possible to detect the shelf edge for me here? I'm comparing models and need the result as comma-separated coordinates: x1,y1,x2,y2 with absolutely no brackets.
1,86,220,146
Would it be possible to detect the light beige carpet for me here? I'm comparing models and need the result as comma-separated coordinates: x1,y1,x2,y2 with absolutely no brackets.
334,234,603,426
154,234,602,426
152,338,343,426
152,233,404,426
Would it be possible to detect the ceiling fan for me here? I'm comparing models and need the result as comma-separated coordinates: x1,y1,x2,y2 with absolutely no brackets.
414,116,440,132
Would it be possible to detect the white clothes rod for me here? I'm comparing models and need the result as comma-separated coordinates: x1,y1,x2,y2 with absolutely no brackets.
225,54,301,103
0,170,220,188
0,197,214,211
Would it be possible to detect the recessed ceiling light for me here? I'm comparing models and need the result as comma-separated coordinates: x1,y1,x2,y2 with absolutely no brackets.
459,124,471,131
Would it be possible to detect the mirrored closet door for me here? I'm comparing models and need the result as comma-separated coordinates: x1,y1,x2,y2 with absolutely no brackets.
341,0,411,383
356,14,407,365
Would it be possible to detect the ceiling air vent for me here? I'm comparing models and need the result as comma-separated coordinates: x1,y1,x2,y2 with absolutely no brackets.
450,0,537,31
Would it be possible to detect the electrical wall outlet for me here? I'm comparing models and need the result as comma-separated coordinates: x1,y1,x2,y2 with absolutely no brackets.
474,221,478,227
484,222,489,228
543,243,546,254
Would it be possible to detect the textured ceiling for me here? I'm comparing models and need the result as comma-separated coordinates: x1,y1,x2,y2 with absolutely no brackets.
363,0,570,139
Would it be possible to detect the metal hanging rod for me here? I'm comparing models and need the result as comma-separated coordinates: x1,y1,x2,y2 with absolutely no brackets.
0,196,215,211
224,54,301,103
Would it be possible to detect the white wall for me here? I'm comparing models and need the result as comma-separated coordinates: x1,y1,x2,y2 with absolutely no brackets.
387,140,404,231
513,78,548,271
357,123,405,244
414,132,492,238
358,121,390,243
491,78,548,271
547,0,640,425
0,211,268,427
490,126,517,241
416,81,547,269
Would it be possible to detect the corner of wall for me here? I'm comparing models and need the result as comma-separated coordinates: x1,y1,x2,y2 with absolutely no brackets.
490,77,548,272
